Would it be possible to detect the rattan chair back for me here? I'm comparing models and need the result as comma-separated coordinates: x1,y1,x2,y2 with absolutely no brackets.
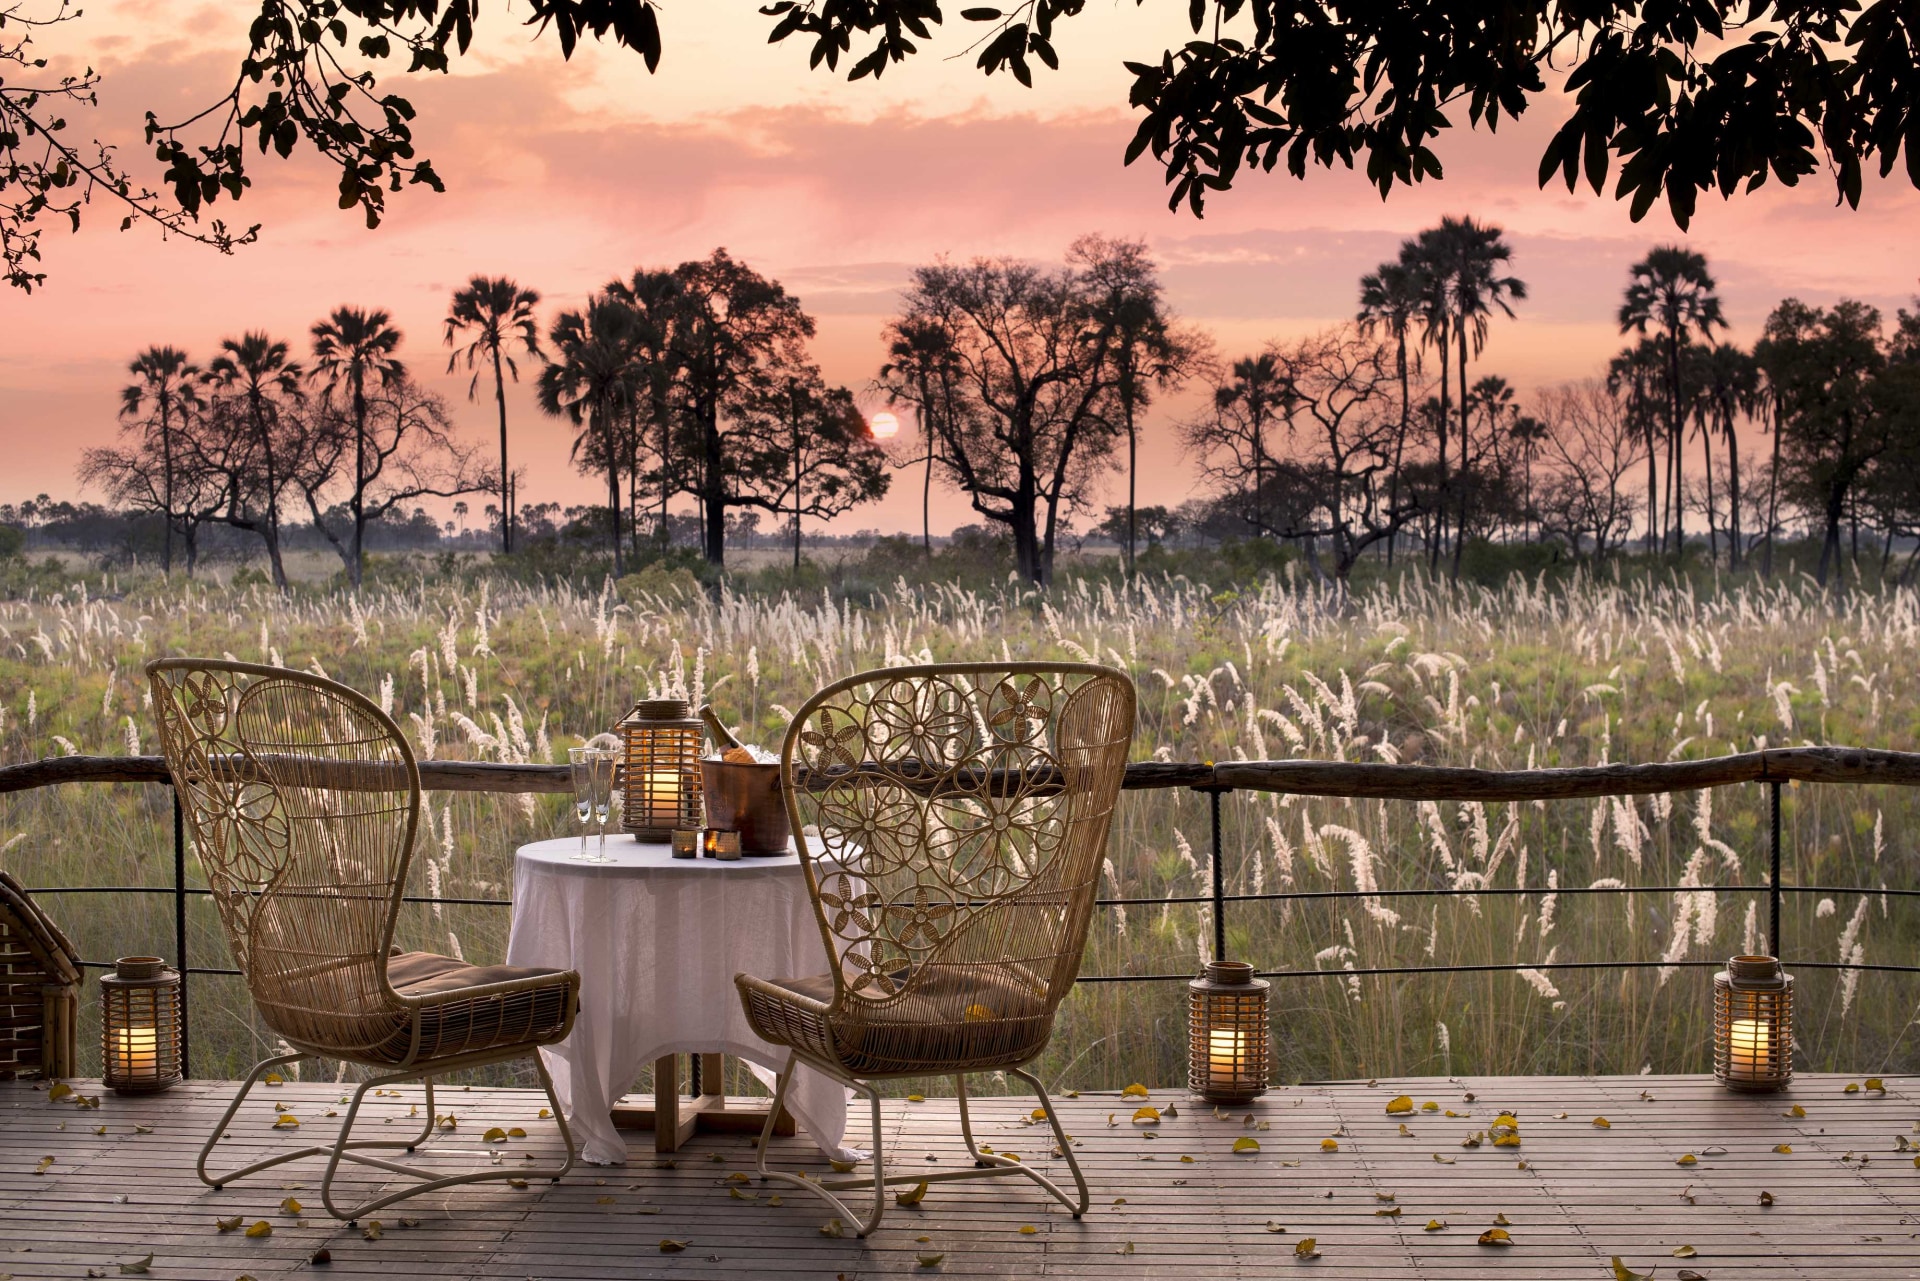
147,659,418,1059
0,870,81,1079
781,662,1134,1072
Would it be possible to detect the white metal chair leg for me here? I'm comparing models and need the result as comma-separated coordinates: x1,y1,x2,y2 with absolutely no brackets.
198,1051,314,1189
318,1059,576,1223
755,1055,890,1237
1010,1067,1088,1216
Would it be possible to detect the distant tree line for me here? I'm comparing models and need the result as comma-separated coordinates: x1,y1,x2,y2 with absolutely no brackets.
63,230,1920,592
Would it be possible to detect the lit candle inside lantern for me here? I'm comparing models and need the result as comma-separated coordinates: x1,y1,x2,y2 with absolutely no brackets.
644,769,683,825
1208,1025,1250,1085
117,1025,159,1081
1728,1017,1768,1078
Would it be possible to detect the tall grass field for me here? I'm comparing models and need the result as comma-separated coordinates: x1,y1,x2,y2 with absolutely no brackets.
3,566,1916,1092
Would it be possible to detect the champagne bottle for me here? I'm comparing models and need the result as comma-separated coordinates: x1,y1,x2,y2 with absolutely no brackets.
698,703,743,754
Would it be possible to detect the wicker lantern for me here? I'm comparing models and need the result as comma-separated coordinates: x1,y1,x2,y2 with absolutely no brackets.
100,957,182,1094
1714,954,1793,1092
618,698,703,839
1188,960,1270,1104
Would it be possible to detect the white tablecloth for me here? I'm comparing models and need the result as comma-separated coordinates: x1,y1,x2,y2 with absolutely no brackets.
506,835,853,1166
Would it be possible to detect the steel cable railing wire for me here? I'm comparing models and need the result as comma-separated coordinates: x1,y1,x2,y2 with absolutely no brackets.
5,752,1917,1076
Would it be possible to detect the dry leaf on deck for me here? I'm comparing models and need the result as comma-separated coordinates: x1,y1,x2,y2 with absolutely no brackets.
1493,1213,1512,1226
271,1115,300,1130
1385,1095,1413,1115
1610,1258,1654,1281
1232,1137,1259,1154
1432,1153,1456,1164
1293,1237,1320,1258
48,1082,72,1102
1018,1224,1038,1235
115,1255,152,1275
1774,1143,1793,1153
1675,1153,1698,1166
1678,1272,1707,1281
1673,1244,1698,1257
507,1178,529,1189
1264,1221,1286,1233
918,1251,945,1266
1122,1083,1150,1098
1398,1124,1414,1137
537,1108,552,1119
1421,1101,1439,1112
243,1222,272,1239
1865,1077,1886,1092
361,1221,384,1241
1593,1117,1612,1129
1784,1105,1805,1118
727,1188,752,1201
279,1197,301,1216
896,1181,929,1207
659,1239,689,1252
1374,1206,1403,1217
1477,1228,1513,1246
33,1156,52,1174
1424,1219,1446,1231
819,1220,846,1238
829,1158,859,1173
907,1094,925,1103
215,1217,243,1233
483,1127,508,1142
1320,1138,1339,1151
1758,1190,1775,1206
1132,1107,1161,1125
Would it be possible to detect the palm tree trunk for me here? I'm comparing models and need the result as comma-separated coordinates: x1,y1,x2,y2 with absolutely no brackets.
1451,324,1470,581
1701,410,1718,563
159,390,175,576
492,347,512,554
1725,406,1742,570
351,370,367,591
1387,331,1409,567
1124,380,1138,575
600,402,623,579
1667,329,1684,558
1764,397,1783,579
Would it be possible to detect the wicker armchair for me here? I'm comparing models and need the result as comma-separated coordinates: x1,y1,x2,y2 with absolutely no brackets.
0,870,82,1080
146,659,579,1222
737,662,1135,1236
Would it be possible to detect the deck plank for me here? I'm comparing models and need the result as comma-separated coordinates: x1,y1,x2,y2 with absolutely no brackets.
0,1074,1915,1278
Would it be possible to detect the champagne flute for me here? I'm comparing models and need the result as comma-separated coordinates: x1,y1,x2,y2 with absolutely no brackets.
568,747,610,862
591,747,617,859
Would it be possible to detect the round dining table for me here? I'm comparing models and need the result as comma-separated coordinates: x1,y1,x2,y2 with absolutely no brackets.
505,834,854,1166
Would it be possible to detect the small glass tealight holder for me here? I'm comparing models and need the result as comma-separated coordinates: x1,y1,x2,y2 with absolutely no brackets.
705,828,742,861
671,828,700,859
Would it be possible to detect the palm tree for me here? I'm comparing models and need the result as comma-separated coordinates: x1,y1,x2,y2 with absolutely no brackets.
445,277,541,555
538,297,638,577
310,307,407,590
1619,247,1727,558
206,333,303,591
879,315,961,555
1212,353,1286,537
1416,216,1527,579
1357,260,1426,565
1507,413,1550,544
1690,342,1761,568
604,269,685,550
1609,338,1666,554
120,346,201,575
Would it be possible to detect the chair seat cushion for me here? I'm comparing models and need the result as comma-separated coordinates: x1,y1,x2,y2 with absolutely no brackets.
368,952,577,1064
741,963,1054,1077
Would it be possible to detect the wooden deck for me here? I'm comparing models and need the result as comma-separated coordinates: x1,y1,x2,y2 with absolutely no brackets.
2,1073,1916,1279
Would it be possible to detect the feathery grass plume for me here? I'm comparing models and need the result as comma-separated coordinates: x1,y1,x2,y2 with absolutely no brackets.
122,716,138,756
1815,897,1837,918
1742,900,1760,955
1537,870,1558,940
1837,896,1870,1016
378,673,395,717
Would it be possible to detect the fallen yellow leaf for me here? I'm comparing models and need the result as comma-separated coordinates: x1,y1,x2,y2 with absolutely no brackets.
1477,1227,1513,1246
1784,1104,1806,1117
1424,1217,1447,1231
244,1221,272,1239
1232,1137,1259,1153
1774,1143,1793,1154
279,1197,301,1216
896,1180,930,1207
1018,1224,1038,1235
116,1253,152,1275
1611,1258,1655,1281
1122,1083,1150,1098
1676,1153,1698,1166
1321,1137,1339,1151
1673,1245,1698,1257
1131,1106,1161,1125
1421,1101,1439,1112
361,1221,384,1241
1294,1237,1320,1258
907,1094,925,1103
1264,1221,1286,1233
1592,1117,1611,1129
659,1238,689,1252
918,1251,945,1267
483,1127,508,1142
1385,1095,1413,1115
216,1216,243,1232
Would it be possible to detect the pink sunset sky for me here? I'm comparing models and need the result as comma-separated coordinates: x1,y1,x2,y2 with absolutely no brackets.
3,3,1917,537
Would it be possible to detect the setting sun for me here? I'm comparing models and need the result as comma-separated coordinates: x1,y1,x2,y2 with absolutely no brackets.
868,410,900,440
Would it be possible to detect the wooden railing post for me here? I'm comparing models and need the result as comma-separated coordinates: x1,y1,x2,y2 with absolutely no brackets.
1769,780,1783,960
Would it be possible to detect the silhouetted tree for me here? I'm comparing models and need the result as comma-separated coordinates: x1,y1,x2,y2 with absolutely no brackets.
310,306,407,589
1619,247,1726,557
115,346,202,573
205,332,304,590
445,276,542,554
735,372,890,571
538,296,638,577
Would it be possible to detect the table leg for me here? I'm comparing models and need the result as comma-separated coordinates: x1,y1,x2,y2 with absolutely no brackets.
654,1054,696,1152
609,1053,797,1148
